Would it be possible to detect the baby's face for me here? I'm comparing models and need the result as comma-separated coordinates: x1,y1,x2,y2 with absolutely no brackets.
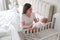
41,18,48,23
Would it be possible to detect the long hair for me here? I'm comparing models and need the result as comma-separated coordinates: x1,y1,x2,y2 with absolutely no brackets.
23,3,31,14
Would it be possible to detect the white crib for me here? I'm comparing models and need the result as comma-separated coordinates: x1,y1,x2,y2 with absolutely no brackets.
20,18,60,40
17,0,60,40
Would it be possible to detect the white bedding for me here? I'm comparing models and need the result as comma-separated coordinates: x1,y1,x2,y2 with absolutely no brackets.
0,9,21,40
0,24,10,37
9,24,20,40
33,21,45,29
0,22,20,40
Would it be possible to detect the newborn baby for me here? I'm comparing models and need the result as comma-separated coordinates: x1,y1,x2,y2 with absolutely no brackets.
25,18,48,31
32,18,48,29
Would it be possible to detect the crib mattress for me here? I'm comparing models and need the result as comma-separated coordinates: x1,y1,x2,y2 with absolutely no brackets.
25,29,59,40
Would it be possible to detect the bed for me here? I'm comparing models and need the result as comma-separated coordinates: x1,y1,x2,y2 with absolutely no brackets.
0,9,20,40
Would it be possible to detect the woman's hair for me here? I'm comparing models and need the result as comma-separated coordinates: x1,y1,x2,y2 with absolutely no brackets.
23,3,31,14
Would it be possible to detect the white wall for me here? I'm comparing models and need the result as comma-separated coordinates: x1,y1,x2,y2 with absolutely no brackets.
17,0,60,13
43,0,60,13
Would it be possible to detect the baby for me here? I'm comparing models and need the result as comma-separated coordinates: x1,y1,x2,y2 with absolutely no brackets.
28,18,48,30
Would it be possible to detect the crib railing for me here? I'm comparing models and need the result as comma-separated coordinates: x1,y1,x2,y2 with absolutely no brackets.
24,31,60,40
23,22,53,34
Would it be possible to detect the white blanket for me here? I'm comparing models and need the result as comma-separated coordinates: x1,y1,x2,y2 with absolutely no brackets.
0,9,21,40
33,21,45,28
9,24,21,40
0,23,20,40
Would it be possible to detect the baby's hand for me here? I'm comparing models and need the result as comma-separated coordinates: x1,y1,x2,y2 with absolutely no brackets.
28,26,37,31
27,27,32,31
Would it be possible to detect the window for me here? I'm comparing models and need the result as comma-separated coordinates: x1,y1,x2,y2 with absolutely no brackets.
8,0,18,9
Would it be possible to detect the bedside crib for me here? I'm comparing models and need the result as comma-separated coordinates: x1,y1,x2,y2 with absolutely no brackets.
17,0,60,40
19,18,60,40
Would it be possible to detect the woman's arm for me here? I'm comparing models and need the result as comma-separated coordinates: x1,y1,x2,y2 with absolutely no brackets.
22,22,33,29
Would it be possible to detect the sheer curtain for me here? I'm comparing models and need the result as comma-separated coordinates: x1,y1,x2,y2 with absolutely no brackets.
8,0,18,9
0,0,7,11
0,0,18,11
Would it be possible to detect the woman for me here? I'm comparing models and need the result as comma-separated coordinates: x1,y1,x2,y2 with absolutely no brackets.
21,3,48,30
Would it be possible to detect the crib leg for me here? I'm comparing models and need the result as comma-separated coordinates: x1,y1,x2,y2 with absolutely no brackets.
57,34,60,40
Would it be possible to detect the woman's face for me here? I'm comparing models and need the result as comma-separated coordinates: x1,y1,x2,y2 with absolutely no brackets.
26,7,32,15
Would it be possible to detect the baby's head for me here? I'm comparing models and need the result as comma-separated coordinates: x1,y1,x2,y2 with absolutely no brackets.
41,18,48,23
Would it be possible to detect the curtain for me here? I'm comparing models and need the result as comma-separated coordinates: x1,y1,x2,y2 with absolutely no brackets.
0,0,7,11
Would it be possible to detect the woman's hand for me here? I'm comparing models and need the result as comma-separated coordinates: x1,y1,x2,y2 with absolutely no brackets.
28,24,33,28
27,26,33,31
32,26,37,30
30,24,33,28
27,26,37,31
